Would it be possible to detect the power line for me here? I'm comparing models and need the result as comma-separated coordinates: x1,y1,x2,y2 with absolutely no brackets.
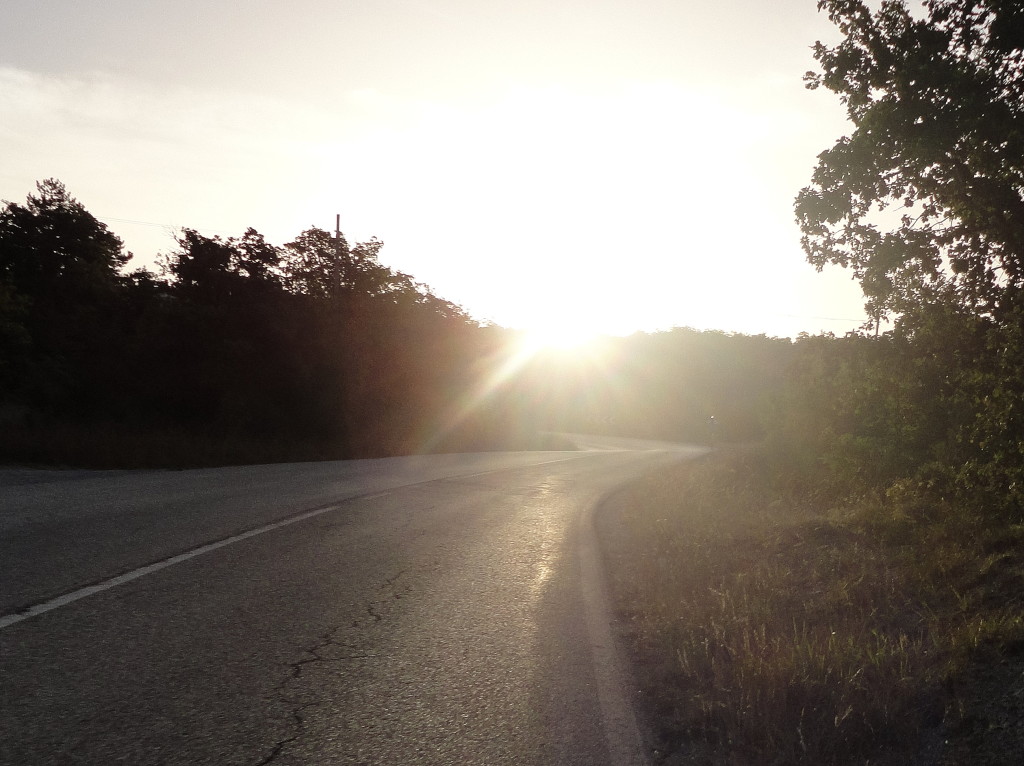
95,215,238,236
95,215,174,229
777,313,865,323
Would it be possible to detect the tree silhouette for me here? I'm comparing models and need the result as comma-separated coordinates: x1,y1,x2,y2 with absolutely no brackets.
0,179,130,412
796,0,1024,515
796,0,1024,323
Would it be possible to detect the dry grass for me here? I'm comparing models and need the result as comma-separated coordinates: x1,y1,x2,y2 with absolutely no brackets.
598,446,1024,765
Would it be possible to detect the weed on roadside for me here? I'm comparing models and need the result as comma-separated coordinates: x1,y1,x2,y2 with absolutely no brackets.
598,446,1024,765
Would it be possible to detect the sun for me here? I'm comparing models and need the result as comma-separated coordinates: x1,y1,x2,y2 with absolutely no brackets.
516,323,604,356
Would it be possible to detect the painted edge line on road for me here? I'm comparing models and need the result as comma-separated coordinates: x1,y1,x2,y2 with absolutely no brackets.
0,502,343,631
0,452,591,632
579,496,651,766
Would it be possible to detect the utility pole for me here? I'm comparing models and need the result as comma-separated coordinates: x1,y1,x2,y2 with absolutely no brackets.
333,213,342,294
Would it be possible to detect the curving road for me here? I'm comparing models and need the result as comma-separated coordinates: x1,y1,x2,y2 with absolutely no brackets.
0,437,704,765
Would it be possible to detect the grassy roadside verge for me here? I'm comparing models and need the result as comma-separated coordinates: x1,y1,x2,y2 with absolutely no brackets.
597,446,1024,765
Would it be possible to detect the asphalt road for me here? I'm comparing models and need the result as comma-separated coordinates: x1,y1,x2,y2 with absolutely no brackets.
0,438,703,765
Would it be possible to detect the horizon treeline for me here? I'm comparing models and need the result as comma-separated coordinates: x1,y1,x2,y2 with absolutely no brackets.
5,176,1019,497
0,179,801,468
0,179,501,464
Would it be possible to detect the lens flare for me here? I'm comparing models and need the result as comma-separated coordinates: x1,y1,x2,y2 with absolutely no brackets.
414,326,614,454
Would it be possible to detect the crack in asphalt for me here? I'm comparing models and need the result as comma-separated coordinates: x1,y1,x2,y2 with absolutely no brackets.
252,701,320,766
253,570,410,765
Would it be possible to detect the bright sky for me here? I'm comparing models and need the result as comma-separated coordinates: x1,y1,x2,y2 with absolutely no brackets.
1,0,868,339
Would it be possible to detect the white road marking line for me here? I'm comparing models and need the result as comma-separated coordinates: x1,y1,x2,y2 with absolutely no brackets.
0,503,341,631
580,492,652,766
0,453,590,632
